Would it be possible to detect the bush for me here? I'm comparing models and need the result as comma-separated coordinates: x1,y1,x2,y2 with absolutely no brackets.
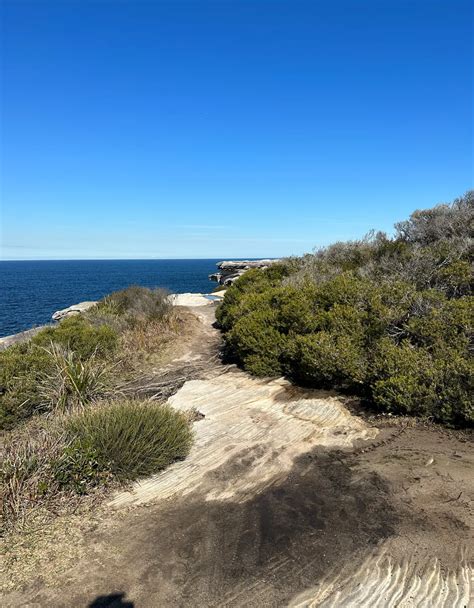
216,192,473,425
0,344,54,429
64,400,193,481
286,332,367,388
32,315,118,359
0,326,115,430
369,340,473,423
226,309,287,376
95,286,172,324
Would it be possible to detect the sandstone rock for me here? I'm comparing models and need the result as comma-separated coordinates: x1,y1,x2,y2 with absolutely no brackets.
0,326,47,350
51,301,98,321
209,259,281,286
170,293,213,307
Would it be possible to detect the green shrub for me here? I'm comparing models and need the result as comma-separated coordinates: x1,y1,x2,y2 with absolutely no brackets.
64,400,193,480
95,286,172,324
369,339,473,424
32,315,118,359
225,309,287,376
216,192,473,425
0,344,54,429
286,332,367,388
0,317,117,430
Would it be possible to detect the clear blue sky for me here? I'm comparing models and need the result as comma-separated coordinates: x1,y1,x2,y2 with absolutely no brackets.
1,0,472,260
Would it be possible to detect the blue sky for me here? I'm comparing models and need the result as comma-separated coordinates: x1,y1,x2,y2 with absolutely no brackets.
1,0,472,260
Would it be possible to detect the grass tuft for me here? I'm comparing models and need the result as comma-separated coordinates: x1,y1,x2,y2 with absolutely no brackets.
65,400,193,480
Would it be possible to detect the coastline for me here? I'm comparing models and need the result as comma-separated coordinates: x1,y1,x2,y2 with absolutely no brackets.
0,291,226,349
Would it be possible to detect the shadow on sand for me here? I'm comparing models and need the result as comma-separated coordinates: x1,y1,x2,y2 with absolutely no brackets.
88,592,134,607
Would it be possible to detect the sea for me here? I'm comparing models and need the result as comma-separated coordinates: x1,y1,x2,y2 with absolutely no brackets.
0,259,224,337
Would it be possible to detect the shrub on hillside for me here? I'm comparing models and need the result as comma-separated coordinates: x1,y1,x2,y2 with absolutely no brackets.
216,192,473,425
0,317,118,430
0,344,54,429
95,286,172,325
32,315,118,359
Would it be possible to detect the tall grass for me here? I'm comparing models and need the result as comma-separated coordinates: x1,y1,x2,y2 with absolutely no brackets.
1,399,194,531
1,420,67,530
65,400,193,480
39,343,110,411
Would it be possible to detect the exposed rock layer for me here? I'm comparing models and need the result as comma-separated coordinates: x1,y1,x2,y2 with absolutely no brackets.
51,301,98,321
209,259,281,285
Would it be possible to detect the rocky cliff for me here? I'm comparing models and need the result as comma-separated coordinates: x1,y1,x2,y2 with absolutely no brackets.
209,259,281,286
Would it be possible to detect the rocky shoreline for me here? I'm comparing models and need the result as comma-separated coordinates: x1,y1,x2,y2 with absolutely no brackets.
0,291,226,350
209,259,280,285
1,257,273,348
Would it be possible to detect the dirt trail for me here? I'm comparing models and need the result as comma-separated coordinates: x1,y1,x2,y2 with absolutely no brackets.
3,302,473,607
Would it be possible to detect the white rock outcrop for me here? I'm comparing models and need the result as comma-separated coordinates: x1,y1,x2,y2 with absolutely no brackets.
209,259,281,286
51,301,98,321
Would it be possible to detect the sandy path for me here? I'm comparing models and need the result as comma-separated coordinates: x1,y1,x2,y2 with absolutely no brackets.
3,303,473,607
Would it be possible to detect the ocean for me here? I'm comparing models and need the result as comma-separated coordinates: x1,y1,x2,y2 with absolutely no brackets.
0,259,223,337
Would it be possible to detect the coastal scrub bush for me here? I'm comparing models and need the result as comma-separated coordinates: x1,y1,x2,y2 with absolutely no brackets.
64,400,193,481
95,286,172,325
0,317,117,430
216,192,474,425
0,343,54,429
32,315,118,359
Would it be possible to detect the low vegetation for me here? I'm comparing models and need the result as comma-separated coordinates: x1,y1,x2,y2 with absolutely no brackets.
0,286,173,430
216,191,473,425
0,286,194,533
1,400,193,531
65,400,193,481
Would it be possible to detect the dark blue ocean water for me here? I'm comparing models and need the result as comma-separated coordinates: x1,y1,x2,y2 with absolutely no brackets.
0,259,222,337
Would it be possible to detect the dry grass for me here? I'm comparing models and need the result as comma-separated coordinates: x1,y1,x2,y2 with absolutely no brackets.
119,314,181,365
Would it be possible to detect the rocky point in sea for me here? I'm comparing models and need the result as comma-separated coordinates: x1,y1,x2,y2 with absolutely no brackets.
209,259,281,286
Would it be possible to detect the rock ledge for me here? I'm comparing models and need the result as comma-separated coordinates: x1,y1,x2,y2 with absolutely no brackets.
209,259,280,286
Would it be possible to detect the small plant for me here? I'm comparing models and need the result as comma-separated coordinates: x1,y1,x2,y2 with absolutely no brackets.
1,399,194,531
38,343,110,411
65,400,193,480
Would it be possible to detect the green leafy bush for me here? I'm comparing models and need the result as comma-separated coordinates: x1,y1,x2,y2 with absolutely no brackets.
32,315,118,359
64,400,193,480
0,344,54,429
216,192,473,425
0,317,117,430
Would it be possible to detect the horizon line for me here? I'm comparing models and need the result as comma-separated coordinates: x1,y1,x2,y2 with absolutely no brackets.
0,256,279,262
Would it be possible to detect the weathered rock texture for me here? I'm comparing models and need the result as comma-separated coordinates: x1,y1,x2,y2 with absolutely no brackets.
0,327,47,351
51,301,98,321
209,259,281,286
